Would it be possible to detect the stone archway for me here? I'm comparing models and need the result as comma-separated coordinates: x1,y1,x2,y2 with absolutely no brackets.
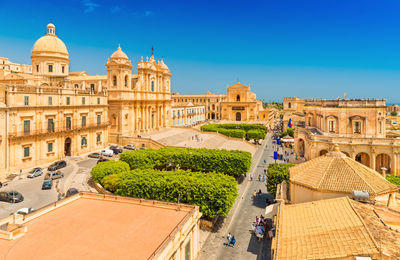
64,137,72,156
355,152,370,167
320,149,328,156
236,112,241,121
376,153,391,174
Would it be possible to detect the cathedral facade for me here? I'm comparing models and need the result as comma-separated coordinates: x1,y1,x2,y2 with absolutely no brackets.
0,23,171,179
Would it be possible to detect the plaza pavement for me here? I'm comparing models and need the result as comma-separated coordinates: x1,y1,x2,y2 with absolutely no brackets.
147,128,257,154
199,133,280,260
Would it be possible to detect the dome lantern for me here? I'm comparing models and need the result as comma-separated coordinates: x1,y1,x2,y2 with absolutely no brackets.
46,23,56,35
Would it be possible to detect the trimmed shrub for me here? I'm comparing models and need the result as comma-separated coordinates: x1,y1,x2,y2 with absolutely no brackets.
91,160,130,183
246,129,266,141
102,169,239,218
201,123,267,140
386,175,400,185
120,147,252,177
217,128,246,138
266,163,295,195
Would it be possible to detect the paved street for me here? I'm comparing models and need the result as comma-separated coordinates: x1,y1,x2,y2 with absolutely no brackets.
200,134,279,260
0,155,101,218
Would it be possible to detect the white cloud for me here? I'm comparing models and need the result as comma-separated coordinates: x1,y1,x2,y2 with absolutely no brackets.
82,0,99,13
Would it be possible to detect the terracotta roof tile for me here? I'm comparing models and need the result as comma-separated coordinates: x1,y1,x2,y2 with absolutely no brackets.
290,150,397,196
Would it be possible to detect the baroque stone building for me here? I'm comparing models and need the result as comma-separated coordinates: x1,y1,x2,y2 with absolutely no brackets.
285,97,400,175
0,23,171,178
172,82,274,124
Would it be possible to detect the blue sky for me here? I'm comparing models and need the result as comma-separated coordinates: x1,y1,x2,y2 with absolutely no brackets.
1,0,400,103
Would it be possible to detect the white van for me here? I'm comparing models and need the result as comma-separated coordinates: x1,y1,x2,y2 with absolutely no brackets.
100,149,114,157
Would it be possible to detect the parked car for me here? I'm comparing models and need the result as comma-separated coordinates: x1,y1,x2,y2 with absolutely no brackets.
48,160,67,171
100,149,114,157
66,188,79,197
0,191,24,203
17,207,35,215
109,146,123,154
266,196,276,206
123,144,135,150
44,171,64,180
138,147,147,150
97,158,109,164
88,152,102,158
27,167,43,178
42,179,53,190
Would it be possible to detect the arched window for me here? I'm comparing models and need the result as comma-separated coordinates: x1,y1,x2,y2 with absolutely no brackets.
113,76,117,86
151,81,155,91
236,95,240,101
74,84,79,88
288,102,291,109
124,75,128,87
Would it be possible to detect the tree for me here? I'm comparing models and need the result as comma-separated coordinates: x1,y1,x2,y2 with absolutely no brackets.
391,111,398,116
266,163,295,195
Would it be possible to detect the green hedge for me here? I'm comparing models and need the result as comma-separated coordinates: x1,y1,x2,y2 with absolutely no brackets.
120,147,252,177
266,163,295,195
246,129,266,141
91,160,130,183
386,175,400,185
200,123,267,140
102,169,238,218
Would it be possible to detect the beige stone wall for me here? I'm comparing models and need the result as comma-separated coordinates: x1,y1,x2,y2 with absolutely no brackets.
290,182,349,204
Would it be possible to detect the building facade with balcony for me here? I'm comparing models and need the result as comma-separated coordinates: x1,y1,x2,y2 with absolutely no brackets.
0,23,173,178
293,98,400,176
0,24,109,176
171,102,205,127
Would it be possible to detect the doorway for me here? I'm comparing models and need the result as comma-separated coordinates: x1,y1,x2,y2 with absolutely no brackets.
236,112,241,121
64,137,72,156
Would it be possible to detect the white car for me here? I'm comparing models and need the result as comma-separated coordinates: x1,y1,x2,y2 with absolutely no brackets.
17,207,34,215
100,149,114,157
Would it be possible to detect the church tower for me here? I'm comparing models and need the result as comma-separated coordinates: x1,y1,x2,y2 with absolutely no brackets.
106,44,133,90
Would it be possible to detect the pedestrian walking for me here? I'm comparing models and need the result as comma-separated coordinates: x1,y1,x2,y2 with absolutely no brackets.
250,174,253,181
253,190,257,199
226,232,232,246
258,175,261,181
231,236,236,247
262,175,266,182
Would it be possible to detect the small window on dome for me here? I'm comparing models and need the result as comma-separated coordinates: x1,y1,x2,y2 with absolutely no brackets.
113,76,117,86
48,65,53,73
151,81,155,91
62,66,65,74
36,65,39,73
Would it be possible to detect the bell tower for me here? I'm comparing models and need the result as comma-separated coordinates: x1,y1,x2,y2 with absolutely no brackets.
106,44,133,91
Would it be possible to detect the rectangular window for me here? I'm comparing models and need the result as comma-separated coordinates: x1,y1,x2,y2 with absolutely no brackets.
81,137,87,147
48,65,53,73
24,147,30,158
97,98,100,105
36,65,39,72
354,121,361,134
48,118,54,132
96,134,101,142
82,97,85,105
185,241,191,260
66,117,72,130
328,121,335,133
24,96,29,106
62,66,65,73
97,114,101,125
66,97,70,105
23,120,30,136
48,96,52,105
48,142,53,152
82,116,86,127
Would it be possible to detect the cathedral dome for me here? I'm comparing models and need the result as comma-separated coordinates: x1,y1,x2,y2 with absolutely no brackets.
32,24,69,57
111,44,129,60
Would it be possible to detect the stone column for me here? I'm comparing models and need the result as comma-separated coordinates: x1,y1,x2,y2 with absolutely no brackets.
393,152,398,176
372,152,376,171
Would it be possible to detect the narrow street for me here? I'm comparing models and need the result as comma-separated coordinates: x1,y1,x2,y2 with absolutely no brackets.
200,133,279,260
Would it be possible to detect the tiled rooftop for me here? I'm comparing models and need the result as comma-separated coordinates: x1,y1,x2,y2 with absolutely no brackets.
274,197,379,259
290,148,398,196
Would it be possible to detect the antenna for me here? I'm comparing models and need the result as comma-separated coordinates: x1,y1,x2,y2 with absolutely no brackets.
151,46,154,55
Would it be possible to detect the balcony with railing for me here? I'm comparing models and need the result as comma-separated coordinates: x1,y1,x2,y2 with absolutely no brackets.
8,121,110,139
